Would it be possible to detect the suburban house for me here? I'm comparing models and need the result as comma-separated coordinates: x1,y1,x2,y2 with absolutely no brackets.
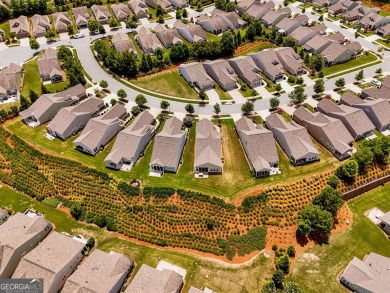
249,49,284,82
237,0,262,14
112,4,131,22
145,0,173,13
289,26,318,46
0,208,8,225
302,35,333,54
156,28,183,48
9,16,29,38
168,0,188,8
136,27,164,54
245,1,275,20
72,6,90,29
228,56,263,88
46,97,104,140
20,84,86,126
361,77,390,100
235,116,279,177
173,20,207,44
328,0,361,16
105,110,155,170
340,92,390,132
194,118,223,175
211,9,247,29
275,17,302,35
294,14,310,25
150,116,186,175
73,104,127,156
0,212,52,278
261,8,290,28
321,42,353,66
38,47,64,83
326,32,347,43
203,60,237,91
197,15,228,35
112,32,138,59
52,12,71,33
91,5,111,24
360,12,390,29
293,106,354,160
265,113,319,166
31,14,51,37
313,0,340,7
0,63,22,99
125,264,184,293
340,252,390,293
62,249,133,293
128,0,149,18
345,41,362,55
378,211,390,234
317,98,375,140
12,231,86,293
309,23,327,35
274,47,305,76
178,62,214,91
376,23,390,36
343,5,380,22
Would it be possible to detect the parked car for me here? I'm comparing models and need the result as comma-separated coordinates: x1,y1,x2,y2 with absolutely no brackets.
74,33,85,39
370,79,381,87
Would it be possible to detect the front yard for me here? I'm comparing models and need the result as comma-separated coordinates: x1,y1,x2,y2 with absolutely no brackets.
323,52,379,76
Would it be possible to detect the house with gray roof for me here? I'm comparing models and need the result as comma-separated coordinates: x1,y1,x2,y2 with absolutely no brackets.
360,12,390,29
38,48,64,83
203,60,237,91
293,106,354,160
249,49,284,82
197,16,228,35
274,47,305,76
92,5,111,24
0,212,52,278
173,20,207,44
112,4,131,22
52,12,71,33
128,0,148,18
321,42,353,66
376,23,390,36
265,113,319,165
62,249,133,293
379,211,390,234
72,6,90,29
317,98,375,140
20,84,86,127
328,0,361,15
302,34,333,54
74,104,127,156
125,264,184,293
340,92,390,132
235,116,279,177
194,118,222,175
47,97,104,140
150,116,186,175
313,0,340,8
345,41,362,55
105,110,155,170
112,32,138,59
228,56,262,88
179,62,214,91
0,208,8,225
145,0,173,12
237,0,262,14
275,17,302,35
168,0,187,8
245,1,275,20
156,27,183,48
12,231,85,293
261,8,290,28
211,9,247,29
326,32,346,43
289,26,318,46
136,27,164,54
0,63,22,99
31,14,51,38
9,16,29,38
340,252,390,293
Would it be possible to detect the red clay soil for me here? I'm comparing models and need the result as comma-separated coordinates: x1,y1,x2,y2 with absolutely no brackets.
363,0,390,13
233,41,274,56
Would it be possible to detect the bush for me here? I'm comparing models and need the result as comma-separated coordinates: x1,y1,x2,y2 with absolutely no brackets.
298,204,333,237
287,245,296,257
87,237,95,249
70,203,84,220
272,270,285,288
276,255,290,274
94,215,107,228
272,244,278,251
327,175,340,189
143,187,175,199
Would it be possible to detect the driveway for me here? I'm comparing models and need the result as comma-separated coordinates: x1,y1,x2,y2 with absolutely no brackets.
254,85,273,99
279,80,295,93
205,89,220,105
59,33,69,41
302,75,315,87
228,89,247,104
20,38,29,47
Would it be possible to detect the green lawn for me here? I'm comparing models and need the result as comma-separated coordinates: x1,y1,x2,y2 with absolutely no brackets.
289,183,390,292
0,22,10,36
214,85,232,100
323,53,378,76
0,184,275,292
132,71,200,100
205,32,220,42
21,57,41,98
45,80,70,93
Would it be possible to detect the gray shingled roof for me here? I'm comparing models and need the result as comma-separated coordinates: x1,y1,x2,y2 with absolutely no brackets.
52,12,71,31
302,35,332,52
9,16,29,35
111,3,131,20
112,33,137,53
249,49,284,79
195,118,222,168
156,28,183,47
203,59,237,88
38,48,63,79
72,6,90,26
31,14,50,36
0,63,22,92
179,62,214,89
321,42,350,63
228,56,261,84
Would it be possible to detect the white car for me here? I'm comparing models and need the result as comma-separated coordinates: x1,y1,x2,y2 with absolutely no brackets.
74,33,85,39
370,79,381,87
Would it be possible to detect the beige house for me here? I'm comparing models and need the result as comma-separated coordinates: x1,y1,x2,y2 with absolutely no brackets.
289,26,318,46
0,63,22,98
38,47,64,83
0,212,52,278
194,118,223,175
112,33,138,59
12,231,86,293
203,59,237,91
62,249,133,293
321,42,353,66
197,16,228,35
52,12,71,33
72,6,90,29
274,47,305,76
91,5,111,24
145,0,173,13
179,62,214,91
245,1,275,20
105,110,155,170
31,14,51,37
173,20,207,44
128,0,148,19
249,49,284,81
261,9,290,28
136,27,164,54
156,28,183,48
211,9,247,29
9,16,29,38
228,56,262,89
112,4,131,22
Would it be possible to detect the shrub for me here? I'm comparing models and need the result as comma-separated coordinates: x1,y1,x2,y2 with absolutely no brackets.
94,215,107,228
70,203,84,220
272,244,278,251
327,175,340,189
276,255,290,274
287,245,296,257
272,270,285,288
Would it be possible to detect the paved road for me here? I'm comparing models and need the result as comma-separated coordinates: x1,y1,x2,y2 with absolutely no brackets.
1,3,389,115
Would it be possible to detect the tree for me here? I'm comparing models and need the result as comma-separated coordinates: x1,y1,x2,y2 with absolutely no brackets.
262,281,277,293
226,2,236,12
156,48,164,61
99,80,108,88
276,255,290,274
86,237,95,249
327,175,340,189
375,68,382,74
44,30,56,40
312,54,324,72
355,70,364,81
70,203,83,220
236,30,242,46
29,38,40,51
288,86,307,104
19,95,30,111
87,20,100,32
41,83,49,94
160,100,170,111
313,78,325,94
117,89,127,100
108,17,119,28
245,23,256,42
241,101,254,114
298,204,334,237
275,83,282,92
67,24,74,35
214,103,221,116
272,270,285,289
283,36,296,48
353,146,374,170
131,106,141,116
176,9,181,19
94,215,107,228
220,31,235,56
215,0,226,10
182,8,188,18
185,103,195,114
110,98,117,106
287,245,296,257
335,78,345,88
199,90,207,101
135,94,147,106
336,160,359,179
313,186,344,216
156,4,164,17
29,89,39,103
270,97,280,109
285,282,302,293
205,218,215,230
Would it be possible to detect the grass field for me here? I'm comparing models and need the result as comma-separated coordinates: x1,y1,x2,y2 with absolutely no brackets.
45,80,70,93
289,183,390,292
0,22,10,36
214,85,233,100
132,71,200,100
21,57,41,98
323,53,378,76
